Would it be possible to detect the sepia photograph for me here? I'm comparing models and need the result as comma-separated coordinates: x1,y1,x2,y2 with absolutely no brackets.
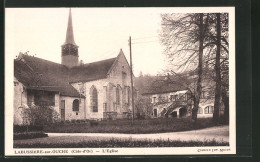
5,7,235,156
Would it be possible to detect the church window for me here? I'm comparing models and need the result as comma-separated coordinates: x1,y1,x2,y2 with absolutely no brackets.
90,86,98,112
116,85,121,105
127,87,130,104
72,99,79,111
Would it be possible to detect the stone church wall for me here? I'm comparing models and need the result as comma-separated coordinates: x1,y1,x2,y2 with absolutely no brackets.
13,78,27,125
107,52,133,115
70,52,135,120
82,79,107,120
60,96,84,121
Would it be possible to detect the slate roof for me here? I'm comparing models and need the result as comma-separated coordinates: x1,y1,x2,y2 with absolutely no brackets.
142,79,187,95
142,85,187,95
14,54,116,98
69,57,116,83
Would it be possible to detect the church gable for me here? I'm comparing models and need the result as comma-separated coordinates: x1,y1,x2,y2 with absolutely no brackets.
107,49,132,81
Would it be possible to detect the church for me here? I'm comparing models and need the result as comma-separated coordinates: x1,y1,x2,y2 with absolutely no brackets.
13,9,136,125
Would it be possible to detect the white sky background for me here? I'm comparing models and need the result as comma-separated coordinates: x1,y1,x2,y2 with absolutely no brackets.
5,8,174,76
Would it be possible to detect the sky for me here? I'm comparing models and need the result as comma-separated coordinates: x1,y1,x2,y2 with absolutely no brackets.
5,8,176,76
5,7,234,76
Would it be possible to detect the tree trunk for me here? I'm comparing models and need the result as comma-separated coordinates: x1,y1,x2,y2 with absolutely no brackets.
222,88,229,123
213,13,221,124
192,13,204,121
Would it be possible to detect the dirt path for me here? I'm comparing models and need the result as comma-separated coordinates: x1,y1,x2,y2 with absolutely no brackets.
45,125,229,142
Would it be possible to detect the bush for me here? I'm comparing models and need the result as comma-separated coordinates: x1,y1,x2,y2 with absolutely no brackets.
14,125,43,133
79,119,87,123
43,118,222,134
65,120,70,124
14,132,48,140
22,105,59,125
90,120,99,127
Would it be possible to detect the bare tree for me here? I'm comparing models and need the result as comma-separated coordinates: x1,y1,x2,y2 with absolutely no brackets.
160,13,229,123
203,13,229,123
160,13,210,122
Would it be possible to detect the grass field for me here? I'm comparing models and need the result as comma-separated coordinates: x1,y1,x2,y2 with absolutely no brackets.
43,118,222,134
14,138,229,148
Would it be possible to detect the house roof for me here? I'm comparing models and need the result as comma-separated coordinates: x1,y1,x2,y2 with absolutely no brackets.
142,79,187,95
14,50,124,98
14,54,82,97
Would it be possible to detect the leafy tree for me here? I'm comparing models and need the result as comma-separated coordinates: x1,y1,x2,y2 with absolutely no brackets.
22,105,59,125
135,96,153,119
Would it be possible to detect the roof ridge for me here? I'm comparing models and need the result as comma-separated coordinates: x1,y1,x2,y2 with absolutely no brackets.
82,57,116,66
20,54,68,67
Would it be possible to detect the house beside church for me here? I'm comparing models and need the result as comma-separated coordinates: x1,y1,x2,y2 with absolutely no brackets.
142,73,223,118
13,9,136,125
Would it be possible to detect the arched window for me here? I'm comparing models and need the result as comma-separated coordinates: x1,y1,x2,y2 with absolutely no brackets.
204,106,214,114
198,107,203,114
116,85,121,105
72,99,79,111
90,86,98,112
127,87,130,104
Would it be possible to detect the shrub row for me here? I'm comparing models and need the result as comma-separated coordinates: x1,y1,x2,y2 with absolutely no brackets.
14,132,48,140
13,125,43,133
14,138,229,148
44,118,219,134
52,119,100,126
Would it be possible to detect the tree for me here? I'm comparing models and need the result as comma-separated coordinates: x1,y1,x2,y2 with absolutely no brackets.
203,13,229,123
160,13,210,122
213,13,222,123
135,96,153,119
22,105,59,125
160,13,229,123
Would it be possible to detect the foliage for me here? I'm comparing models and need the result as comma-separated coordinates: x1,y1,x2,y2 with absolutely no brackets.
135,73,158,95
13,125,43,133
43,118,223,134
135,96,153,118
14,138,229,148
22,105,60,126
14,132,48,140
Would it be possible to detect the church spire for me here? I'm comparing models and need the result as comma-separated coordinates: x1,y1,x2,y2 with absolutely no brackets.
64,8,77,46
61,8,79,68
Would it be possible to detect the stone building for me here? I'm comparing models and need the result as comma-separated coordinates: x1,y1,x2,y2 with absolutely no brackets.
13,9,135,125
142,73,223,118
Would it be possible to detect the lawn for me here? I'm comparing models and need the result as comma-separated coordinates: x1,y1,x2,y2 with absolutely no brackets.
14,137,229,148
43,118,223,134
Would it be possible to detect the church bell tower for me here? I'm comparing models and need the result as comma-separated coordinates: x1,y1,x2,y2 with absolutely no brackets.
61,9,79,68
